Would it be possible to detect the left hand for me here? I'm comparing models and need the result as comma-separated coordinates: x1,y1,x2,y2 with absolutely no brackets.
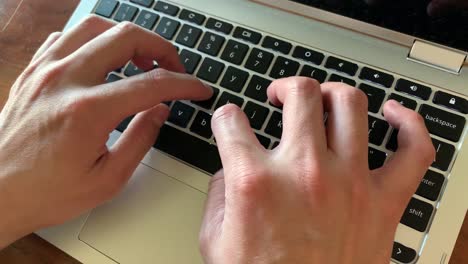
0,15,212,248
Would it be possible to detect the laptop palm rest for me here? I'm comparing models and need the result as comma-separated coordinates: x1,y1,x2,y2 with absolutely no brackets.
79,164,206,263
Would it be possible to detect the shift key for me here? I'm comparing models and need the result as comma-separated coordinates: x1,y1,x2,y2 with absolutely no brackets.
419,104,465,142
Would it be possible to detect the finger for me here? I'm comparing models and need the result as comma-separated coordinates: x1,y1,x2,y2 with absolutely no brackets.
42,16,115,61
211,104,263,185
266,77,327,153
31,32,62,63
66,20,184,83
199,170,225,257
373,100,435,200
103,104,169,184
93,68,212,126
321,82,369,163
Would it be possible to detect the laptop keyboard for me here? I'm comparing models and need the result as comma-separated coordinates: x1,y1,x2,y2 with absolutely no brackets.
95,0,468,263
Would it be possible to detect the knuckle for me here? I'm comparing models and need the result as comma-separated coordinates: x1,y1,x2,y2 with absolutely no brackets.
232,166,270,198
334,85,367,107
47,31,62,42
115,21,139,35
287,77,320,96
212,104,241,125
81,15,106,28
61,94,97,117
145,67,169,81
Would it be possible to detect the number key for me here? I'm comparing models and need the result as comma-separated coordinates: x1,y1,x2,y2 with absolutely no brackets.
270,56,300,79
175,24,202,48
245,48,274,74
198,32,226,56
221,40,249,65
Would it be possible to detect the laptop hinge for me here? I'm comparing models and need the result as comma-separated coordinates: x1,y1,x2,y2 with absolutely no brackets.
408,40,466,74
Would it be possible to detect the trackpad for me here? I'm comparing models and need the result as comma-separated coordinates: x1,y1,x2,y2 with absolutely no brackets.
79,164,206,264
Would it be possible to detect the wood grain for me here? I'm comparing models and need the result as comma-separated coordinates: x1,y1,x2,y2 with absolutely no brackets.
0,0,466,263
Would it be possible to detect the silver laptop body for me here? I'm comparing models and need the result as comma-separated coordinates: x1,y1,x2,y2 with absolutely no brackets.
37,0,468,263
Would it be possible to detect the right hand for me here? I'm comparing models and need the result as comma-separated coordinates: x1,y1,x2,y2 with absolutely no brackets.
200,78,435,263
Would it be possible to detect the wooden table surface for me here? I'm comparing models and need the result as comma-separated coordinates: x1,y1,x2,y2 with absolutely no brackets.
0,0,466,263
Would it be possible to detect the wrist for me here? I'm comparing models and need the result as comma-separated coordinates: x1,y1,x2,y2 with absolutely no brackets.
0,173,39,249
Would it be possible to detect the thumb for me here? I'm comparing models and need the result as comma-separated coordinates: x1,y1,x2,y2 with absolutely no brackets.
103,104,169,185
199,170,226,259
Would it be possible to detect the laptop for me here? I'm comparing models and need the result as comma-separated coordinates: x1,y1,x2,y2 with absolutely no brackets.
37,0,468,263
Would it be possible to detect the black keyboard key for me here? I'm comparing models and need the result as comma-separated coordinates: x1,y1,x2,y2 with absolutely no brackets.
114,3,139,22
175,24,202,48
155,125,221,174
106,73,122,83
416,170,445,201
124,63,144,76
262,36,292,54
395,79,432,100
245,75,271,103
329,74,356,86
198,32,226,56
193,87,219,110
292,46,324,65
325,56,358,76
433,91,468,114
155,17,180,39
233,27,262,44
130,0,154,8
168,102,195,128
220,40,249,65
400,198,434,232
420,104,465,142
179,49,201,74
197,58,225,83
244,101,269,130
220,66,249,93
299,65,327,83
392,242,417,264
368,147,387,170
190,111,213,139
154,1,179,16
95,0,118,18
368,116,389,146
179,9,206,25
256,133,271,149
215,92,244,109
265,111,283,139
359,67,394,88
359,84,386,113
205,18,233,35
134,10,159,30
245,48,274,74
387,93,417,110
432,138,455,171
270,56,300,79
386,129,398,152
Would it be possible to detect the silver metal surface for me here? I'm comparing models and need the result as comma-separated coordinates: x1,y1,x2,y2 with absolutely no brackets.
409,41,467,74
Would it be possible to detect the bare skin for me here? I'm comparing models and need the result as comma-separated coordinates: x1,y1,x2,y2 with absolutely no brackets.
0,16,435,264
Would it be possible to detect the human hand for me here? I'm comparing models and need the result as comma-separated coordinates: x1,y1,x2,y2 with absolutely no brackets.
200,78,435,263
0,16,211,248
